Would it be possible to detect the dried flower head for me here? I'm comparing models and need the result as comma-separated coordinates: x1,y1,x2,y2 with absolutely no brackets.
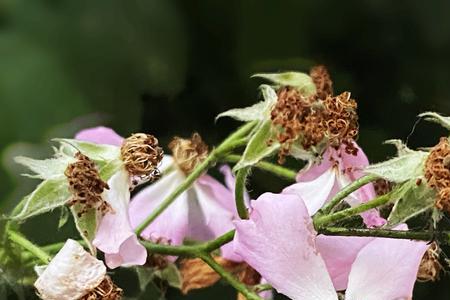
237,264,262,300
169,133,209,174
321,92,359,154
417,242,442,282
310,65,333,100
424,137,450,213
270,66,359,162
80,276,123,300
65,152,111,217
121,133,163,180
179,257,241,294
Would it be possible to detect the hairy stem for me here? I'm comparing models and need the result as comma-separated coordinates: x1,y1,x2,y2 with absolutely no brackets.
223,154,297,181
198,252,262,300
314,193,391,228
7,231,51,264
135,122,256,235
319,174,380,215
235,167,250,219
319,227,450,245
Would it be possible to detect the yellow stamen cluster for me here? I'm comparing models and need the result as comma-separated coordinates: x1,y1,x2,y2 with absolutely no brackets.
80,276,123,300
270,66,359,163
169,133,209,174
65,152,111,217
424,137,450,213
121,133,163,180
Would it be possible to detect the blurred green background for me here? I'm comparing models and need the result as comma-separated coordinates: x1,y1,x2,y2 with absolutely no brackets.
1,0,449,299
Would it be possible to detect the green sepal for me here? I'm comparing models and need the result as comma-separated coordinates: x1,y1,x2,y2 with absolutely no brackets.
252,71,316,96
419,111,450,130
71,205,99,255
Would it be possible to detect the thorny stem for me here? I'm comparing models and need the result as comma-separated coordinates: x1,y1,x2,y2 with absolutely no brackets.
135,121,257,235
223,154,297,181
7,231,51,264
198,253,262,300
235,167,250,219
318,174,380,215
318,227,450,245
314,192,392,228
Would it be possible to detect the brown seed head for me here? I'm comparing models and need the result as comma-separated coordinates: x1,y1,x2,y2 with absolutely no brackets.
169,133,209,174
121,133,163,179
179,257,242,294
310,65,333,99
424,137,450,213
80,276,123,300
417,242,442,282
65,152,111,217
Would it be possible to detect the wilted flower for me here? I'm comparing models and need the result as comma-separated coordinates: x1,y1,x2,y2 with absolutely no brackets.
34,239,122,300
233,193,428,300
75,126,163,268
284,141,386,227
129,133,242,262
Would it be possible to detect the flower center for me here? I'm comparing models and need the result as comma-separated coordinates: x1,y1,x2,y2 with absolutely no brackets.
169,133,209,174
65,152,111,217
424,137,450,213
80,275,123,300
120,133,163,180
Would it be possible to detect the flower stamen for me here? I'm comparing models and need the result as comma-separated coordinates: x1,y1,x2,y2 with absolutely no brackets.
169,133,209,174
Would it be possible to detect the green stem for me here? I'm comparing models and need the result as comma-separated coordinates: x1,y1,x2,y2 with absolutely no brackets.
198,252,262,300
7,231,51,264
135,122,256,235
253,283,273,293
319,227,450,245
314,193,391,228
223,154,297,181
235,167,250,219
141,230,235,256
319,174,379,215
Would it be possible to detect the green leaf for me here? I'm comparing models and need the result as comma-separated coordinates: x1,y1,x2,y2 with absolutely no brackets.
233,120,279,171
58,206,70,229
55,139,121,163
135,267,155,291
364,151,428,183
387,179,436,226
419,111,450,130
99,159,124,181
252,72,316,96
153,263,182,290
71,205,98,255
216,85,277,122
383,139,415,156
10,179,70,221
14,155,75,180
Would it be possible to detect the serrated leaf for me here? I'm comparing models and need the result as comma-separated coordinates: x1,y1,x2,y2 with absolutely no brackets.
153,263,182,290
58,206,70,229
55,139,121,163
364,151,428,183
71,205,98,255
233,120,279,171
10,179,70,221
252,72,316,96
387,179,436,227
419,111,450,130
216,85,277,122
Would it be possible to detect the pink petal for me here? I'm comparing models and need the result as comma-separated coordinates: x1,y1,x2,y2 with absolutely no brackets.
233,193,337,300
75,126,124,146
93,169,146,268
192,181,241,262
339,141,369,180
129,170,190,246
283,167,336,215
296,147,335,182
345,237,428,300
315,235,373,291
197,171,238,215
104,235,147,269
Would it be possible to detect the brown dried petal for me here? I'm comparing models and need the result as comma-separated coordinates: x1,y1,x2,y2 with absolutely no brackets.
80,276,123,300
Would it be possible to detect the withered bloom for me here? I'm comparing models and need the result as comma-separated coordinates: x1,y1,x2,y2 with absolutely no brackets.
424,137,450,213
417,242,442,282
35,239,122,300
168,133,209,174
